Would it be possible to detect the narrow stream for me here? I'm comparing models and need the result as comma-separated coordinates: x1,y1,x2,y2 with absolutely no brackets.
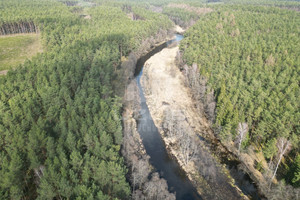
135,35,201,200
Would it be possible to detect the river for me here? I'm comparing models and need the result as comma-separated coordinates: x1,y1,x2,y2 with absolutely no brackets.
135,34,201,200
134,34,262,200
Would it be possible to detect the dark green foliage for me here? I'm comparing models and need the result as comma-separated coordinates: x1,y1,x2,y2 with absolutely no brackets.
221,0,300,10
0,39,131,199
255,161,265,173
291,155,300,187
0,0,173,199
285,154,300,187
162,7,199,28
180,6,299,185
0,0,74,35
263,138,277,161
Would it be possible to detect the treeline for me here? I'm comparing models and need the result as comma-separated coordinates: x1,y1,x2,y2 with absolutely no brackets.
0,0,74,35
154,2,212,28
222,0,300,10
0,1,173,199
179,4,299,196
0,21,38,35
111,0,208,7
58,0,79,6
92,0,210,29
162,7,199,28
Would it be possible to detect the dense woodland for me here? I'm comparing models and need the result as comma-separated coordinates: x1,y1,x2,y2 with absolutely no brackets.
0,0,173,199
0,0,299,199
0,0,74,35
179,4,299,190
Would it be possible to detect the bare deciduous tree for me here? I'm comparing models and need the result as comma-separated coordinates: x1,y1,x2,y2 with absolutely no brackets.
269,137,292,188
179,134,198,165
122,90,175,199
236,122,248,154
205,89,216,121
134,157,151,189
144,172,176,200
132,189,146,200
34,165,45,184
162,108,175,138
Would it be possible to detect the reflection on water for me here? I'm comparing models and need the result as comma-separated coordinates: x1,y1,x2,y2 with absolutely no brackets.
134,34,262,200
135,35,201,200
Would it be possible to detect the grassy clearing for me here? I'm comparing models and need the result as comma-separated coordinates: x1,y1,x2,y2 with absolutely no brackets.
0,33,42,71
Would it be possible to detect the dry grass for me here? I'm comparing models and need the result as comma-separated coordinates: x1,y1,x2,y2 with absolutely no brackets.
0,33,42,71
141,46,248,199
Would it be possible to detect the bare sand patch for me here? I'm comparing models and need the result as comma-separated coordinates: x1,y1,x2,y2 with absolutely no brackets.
0,70,8,76
175,25,185,33
141,46,211,143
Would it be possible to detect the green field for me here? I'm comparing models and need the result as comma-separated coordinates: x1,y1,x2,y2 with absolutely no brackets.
0,34,42,71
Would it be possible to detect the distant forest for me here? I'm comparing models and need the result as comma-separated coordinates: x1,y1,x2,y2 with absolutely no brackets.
0,0,299,199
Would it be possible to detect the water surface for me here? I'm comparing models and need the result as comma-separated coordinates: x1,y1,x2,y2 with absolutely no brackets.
135,35,201,200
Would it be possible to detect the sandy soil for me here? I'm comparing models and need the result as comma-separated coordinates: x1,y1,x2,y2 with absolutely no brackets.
0,70,8,76
141,44,267,198
141,46,212,145
141,46,247,199
175,25,185,34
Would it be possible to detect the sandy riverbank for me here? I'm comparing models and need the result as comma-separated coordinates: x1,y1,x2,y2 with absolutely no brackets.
140,46,247,199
